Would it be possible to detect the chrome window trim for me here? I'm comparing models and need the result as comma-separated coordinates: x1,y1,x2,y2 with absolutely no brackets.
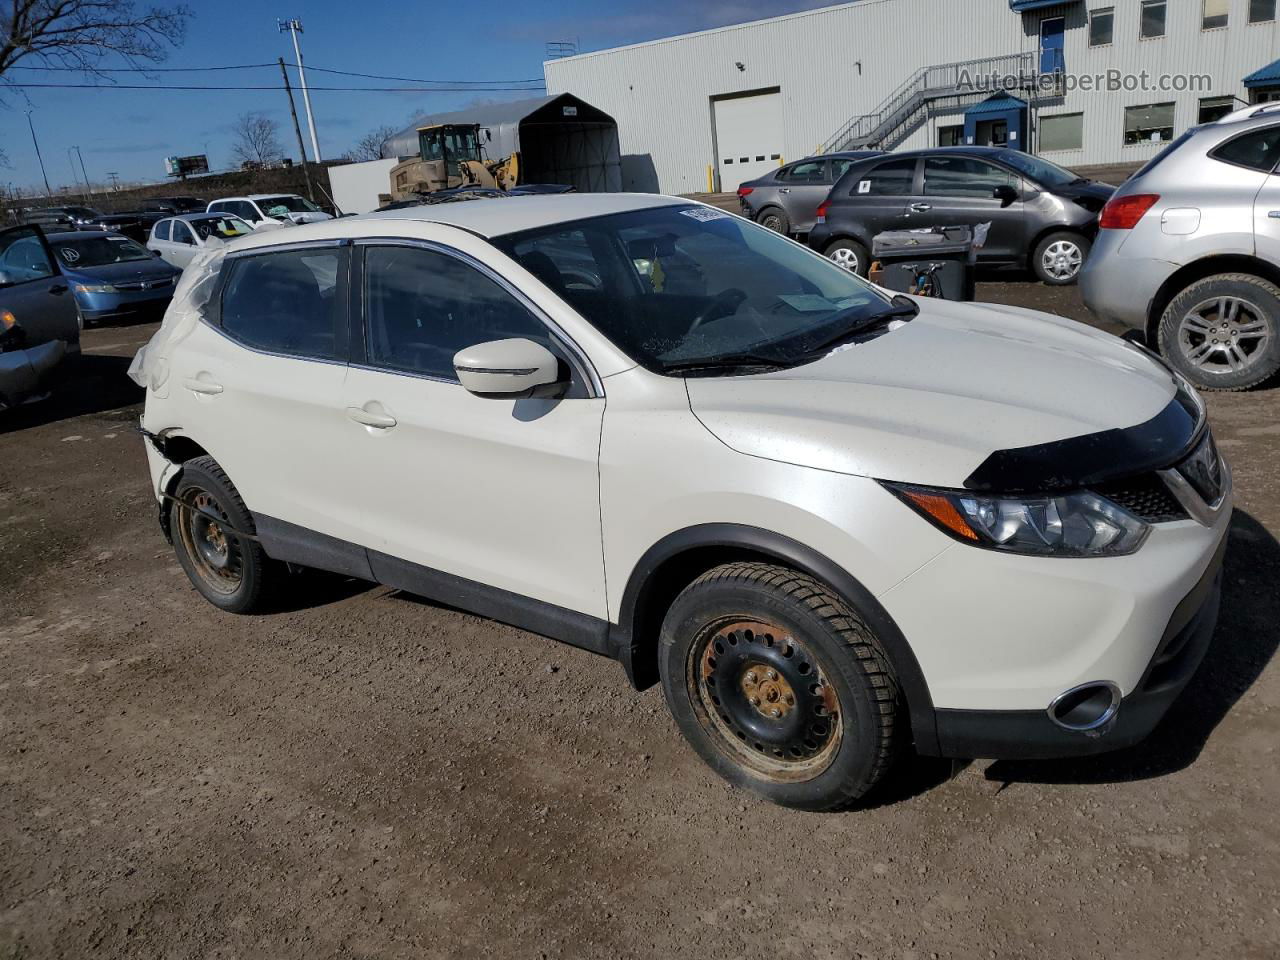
352,236,605,399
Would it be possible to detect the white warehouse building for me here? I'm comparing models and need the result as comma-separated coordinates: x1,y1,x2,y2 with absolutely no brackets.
543,0,1280,194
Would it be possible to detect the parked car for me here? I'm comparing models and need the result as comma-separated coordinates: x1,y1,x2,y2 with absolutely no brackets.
809,147,1113,283
737,151,882,235
144,196,205,214
147,213,254,269
76,212,153,244
133,194,1228,810
206,194,333,227
0,225,81,409
1082,103,1280,391
47,231,179,324
29,205,104,230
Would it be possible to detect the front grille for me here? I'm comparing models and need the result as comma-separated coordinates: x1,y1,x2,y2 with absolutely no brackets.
1176,432,1225,505
1093,474,1188,523
114,277,173,292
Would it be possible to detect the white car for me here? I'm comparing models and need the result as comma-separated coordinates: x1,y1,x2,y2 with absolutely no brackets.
205,194,332,228
131,194,1230,810
147,213,254,269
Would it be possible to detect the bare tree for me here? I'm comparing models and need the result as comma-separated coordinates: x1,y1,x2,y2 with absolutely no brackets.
345,124,397,163
231,111,284,167
0,1,191,80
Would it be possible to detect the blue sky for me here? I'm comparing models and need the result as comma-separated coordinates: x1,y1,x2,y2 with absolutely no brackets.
2,0,834,195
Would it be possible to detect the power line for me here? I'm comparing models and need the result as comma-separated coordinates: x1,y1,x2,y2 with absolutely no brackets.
1,82,545,92
6,61,546,85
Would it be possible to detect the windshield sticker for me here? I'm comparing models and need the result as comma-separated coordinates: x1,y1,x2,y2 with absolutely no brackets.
679,207,730,223
857,180,871,194
779,294,837,312
59,248,81,263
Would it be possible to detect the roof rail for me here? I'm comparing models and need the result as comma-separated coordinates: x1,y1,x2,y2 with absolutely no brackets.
1217,101,1280,124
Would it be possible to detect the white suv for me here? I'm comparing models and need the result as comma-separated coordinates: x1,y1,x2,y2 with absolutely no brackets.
132,194,1231,810
206,194,332,227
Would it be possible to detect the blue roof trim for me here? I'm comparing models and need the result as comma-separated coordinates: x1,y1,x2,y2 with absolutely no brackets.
965,94,1028,118
1009,0,1079,11
1244,58,1280,88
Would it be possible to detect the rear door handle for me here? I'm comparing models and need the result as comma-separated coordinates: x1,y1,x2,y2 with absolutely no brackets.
779,188,790,194
909,203,932,213
346,406,397,429
183,377,223,395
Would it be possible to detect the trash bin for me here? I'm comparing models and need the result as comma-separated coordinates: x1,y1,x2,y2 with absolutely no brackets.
869,226,976,301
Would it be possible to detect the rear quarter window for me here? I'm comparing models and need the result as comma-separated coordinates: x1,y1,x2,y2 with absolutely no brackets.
219,246,348,361
1210,126,1280,173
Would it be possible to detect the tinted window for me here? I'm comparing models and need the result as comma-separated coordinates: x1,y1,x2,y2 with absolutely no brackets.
207,201,226,214
155,220,171,242
830,157,858,179
363,246,550,381
0,229,56,284
851,158,916,196
220,247,345,360
923,157,1017,198
173,222,196,245
1211,127,1280,172
781,160,825,183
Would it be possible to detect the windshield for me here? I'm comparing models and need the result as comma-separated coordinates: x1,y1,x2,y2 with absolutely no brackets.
996,152,1081,187
188,215,252,240
53,234,151,267
492,205,895,374
258,195,319,215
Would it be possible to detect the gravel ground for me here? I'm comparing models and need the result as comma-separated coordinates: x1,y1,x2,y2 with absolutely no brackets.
1,284,1278,960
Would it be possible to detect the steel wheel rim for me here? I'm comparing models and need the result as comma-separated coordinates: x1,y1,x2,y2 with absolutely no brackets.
1177,296,1272,375
1042,239,1082,281
761,213,785,232
686,618,842,783
177,489,243,596
829,247,860,272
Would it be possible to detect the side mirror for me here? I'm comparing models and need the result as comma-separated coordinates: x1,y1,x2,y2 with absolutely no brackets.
453,338,562,399
993,184,1018,206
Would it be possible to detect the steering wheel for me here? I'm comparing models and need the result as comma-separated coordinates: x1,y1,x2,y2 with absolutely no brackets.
687,288,748,333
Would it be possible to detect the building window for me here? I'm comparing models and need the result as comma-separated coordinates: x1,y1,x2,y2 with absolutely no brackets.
1250,0,1277,21
1252,87,1280,104
1089,6,1114,45
1202,0,1228,28
1198,96,1236,123
1140,0,1166,37
938,124,964,147
1040,113,1084,151
1125,102,1175,144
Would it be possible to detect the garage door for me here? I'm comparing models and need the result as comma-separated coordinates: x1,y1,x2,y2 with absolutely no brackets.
713,91,784,192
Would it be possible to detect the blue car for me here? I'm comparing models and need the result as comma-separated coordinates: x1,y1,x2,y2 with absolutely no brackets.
46,231,180,324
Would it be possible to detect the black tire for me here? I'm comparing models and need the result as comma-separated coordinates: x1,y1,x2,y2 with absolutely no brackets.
823,238,870,277
1031,231,1090,285
1157,273,1280,391
756,206,791,234
659,562,901,811
171,456,280,614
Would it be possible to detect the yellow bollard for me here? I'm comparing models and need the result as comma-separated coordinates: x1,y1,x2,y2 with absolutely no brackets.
706,164,715,193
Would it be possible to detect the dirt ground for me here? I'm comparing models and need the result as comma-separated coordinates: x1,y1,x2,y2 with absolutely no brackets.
2,282,1278,960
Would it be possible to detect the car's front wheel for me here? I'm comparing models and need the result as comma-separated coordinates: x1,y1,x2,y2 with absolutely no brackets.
1157,273,1280,391
171,456,281,613
659,562,901,810
824,239,869,277
1032,231,1090,285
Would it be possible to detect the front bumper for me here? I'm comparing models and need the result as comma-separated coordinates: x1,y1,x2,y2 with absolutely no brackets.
927,531,1225,759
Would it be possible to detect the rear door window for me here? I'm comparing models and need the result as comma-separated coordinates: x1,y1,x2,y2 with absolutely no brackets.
923,157,1019,197
781,159,826,183
851,158,918,196
219,246,348,360
173,222,196,245
154,220,171,242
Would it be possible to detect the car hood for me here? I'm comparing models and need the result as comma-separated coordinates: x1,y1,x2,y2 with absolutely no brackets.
63,260,179,283
685,299,1178,489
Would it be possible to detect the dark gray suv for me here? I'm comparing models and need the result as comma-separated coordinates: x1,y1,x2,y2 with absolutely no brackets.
808,148,1113,284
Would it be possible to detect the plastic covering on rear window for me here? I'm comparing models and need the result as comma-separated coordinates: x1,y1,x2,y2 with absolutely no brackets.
128,242,227,391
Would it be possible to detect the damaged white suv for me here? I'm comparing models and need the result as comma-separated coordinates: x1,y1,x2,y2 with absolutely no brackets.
132,194,1231,810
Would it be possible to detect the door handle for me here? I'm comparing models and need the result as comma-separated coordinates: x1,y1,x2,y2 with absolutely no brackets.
346,406,397,429
779,188,790,194
909,203,932,213
183,377,223,395
48,283,68,295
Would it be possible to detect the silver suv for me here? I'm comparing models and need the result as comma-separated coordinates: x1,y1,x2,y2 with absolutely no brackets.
1082,104,1280,391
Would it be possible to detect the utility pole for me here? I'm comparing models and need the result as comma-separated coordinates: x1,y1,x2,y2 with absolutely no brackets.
73,145,90,195
279,18,321,162
278,57,316,202
26,111,52,197
67,147,87,200
107,172,121,192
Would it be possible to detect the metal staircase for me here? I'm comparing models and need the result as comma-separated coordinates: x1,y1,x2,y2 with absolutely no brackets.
822,51,1059,152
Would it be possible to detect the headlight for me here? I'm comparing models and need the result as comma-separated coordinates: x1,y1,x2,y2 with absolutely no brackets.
75,283,117,294
884,483,1149,557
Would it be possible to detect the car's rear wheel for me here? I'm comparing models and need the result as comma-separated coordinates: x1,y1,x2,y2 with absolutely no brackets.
824,239,869,277
171,456,280,613
1157,273,1280,391
659,562,901,810
1032,231,1089,285
757,207,790,234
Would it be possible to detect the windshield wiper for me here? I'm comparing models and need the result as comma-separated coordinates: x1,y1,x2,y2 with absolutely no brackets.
660,352,786,375
797,295,919,360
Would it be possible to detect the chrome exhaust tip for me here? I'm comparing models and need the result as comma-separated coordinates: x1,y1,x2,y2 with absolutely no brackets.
1047,681,1121,732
